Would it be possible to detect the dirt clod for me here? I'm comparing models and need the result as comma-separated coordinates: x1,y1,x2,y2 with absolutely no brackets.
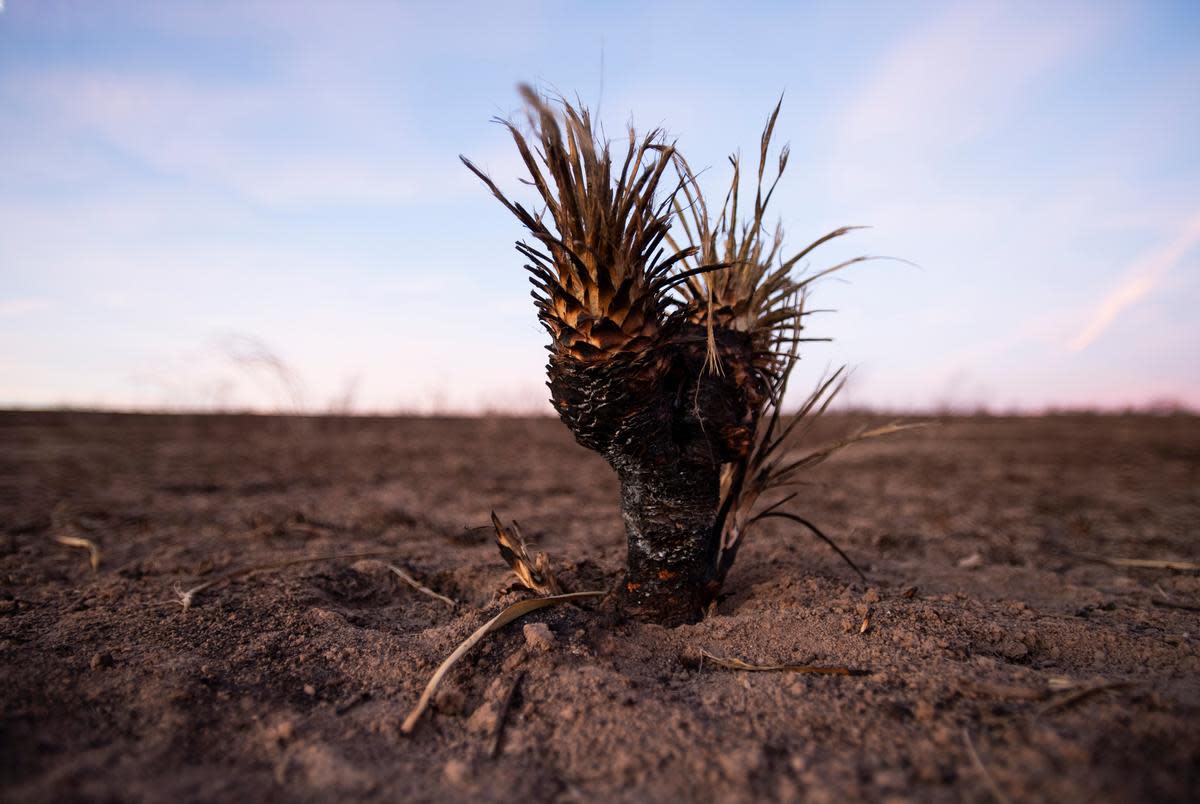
522,622,555,652
443,759,472,788
958,552,984,570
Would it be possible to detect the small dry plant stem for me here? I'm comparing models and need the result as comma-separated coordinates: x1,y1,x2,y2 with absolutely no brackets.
54,535,101,572
698,649,864,676
175,551,435,610
962,729,1012,804
1033,680,1135,720
51,502,101,571
386,564,457,607
489,671,525,758
1078,554,1200,571
401,591,604,734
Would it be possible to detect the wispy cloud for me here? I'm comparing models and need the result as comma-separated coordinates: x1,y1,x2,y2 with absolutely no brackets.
0,298,50,316
9,71,418,207
1069,211,1200,352
833,1,1111,193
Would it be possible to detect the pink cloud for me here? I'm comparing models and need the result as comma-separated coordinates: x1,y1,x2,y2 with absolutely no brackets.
1069,211,1200,352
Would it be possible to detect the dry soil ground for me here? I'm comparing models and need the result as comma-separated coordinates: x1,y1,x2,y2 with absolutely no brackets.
1,411,1198,802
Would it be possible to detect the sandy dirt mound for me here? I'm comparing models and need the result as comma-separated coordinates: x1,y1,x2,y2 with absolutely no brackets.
1,412,1198,802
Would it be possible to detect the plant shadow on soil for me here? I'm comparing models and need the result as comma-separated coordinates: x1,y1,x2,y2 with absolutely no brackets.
1,411,1198,802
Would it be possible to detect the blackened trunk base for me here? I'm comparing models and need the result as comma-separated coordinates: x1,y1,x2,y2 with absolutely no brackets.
613,458,720,625
546,323,763,625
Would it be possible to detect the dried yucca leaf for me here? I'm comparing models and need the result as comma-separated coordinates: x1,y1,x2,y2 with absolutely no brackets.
962,729,1012,804
401,591,604,734
491,512,561,595
661,100,924,588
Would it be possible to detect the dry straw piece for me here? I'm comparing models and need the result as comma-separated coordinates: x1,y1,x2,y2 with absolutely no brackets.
698,649,865,677
54,534,101,572
1080,554,1200,572
962,729,1012,804
386,564,457,607
173,551,440,610
401,591,604,734
51,501,101,572
489,671,525,758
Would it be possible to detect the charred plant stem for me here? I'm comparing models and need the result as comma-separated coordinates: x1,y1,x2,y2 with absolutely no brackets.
547,325,762,624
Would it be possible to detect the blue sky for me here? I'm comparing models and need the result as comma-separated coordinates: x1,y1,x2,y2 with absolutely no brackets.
1,0,1198,412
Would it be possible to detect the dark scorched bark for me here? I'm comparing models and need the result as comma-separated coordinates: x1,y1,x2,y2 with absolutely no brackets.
547,322,766,625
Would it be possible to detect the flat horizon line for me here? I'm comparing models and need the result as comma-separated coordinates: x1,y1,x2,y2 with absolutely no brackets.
0,404,1195,419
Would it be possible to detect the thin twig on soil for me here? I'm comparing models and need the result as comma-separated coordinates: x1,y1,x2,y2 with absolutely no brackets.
387,564,457,607
54,535,101,572
490,671,525,759
51,501,101,572
962,729,1012,804
491,512,561,595
699,649,866,676
1151,597,1200,612
1075,554,1200,572
401,591,604,734
335,691,371,715
961,680,1048,701
1034,681,1134,720
173,551,406,610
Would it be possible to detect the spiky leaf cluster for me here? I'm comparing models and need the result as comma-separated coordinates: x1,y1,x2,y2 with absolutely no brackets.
461,86,696,362
667,100,870,387
663,100,904,581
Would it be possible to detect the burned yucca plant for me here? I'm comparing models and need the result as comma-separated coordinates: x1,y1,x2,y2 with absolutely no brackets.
465,88,905,625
